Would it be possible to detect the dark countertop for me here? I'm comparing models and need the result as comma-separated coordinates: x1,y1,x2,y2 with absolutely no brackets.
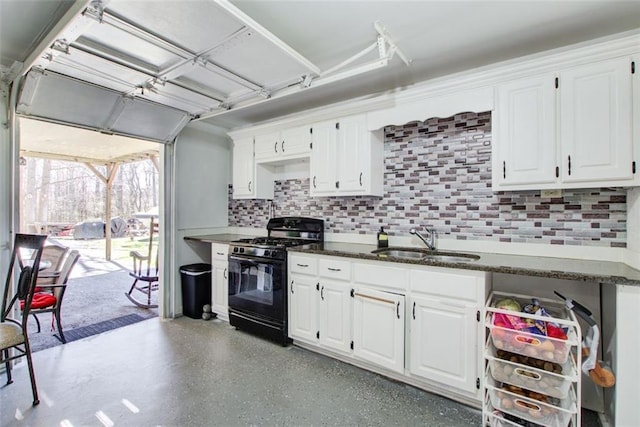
184,233,640,286
289,242,640,286
184,233,261,244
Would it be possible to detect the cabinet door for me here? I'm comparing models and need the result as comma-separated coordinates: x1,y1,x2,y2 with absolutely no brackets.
560,57,633,183
353,287,405,373
281,125,312,158
254,131,280,161
318,279,352,353
289,274,318,343
409,294,478,395
232,138,254,198
337,114,369,193
495,74,557,187
212,260,228,320
310,119,338,194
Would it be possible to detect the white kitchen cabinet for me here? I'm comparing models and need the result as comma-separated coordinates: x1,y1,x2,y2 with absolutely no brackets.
289,273,318,342
254,125,312,163
289,254,318,343
318,279,352,353
494,56,636,190
310,113,384,197
232,138,274,199
408,268,487,398
352,287,405,374
495,73,557,187
409,293,478,394
560,57,633,183
211,243,229,320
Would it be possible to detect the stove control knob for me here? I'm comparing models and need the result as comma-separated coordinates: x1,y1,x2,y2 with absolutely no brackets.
239,247,245,253
233,247,238,253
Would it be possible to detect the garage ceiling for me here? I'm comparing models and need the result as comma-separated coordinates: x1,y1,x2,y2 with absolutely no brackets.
2,0,640,138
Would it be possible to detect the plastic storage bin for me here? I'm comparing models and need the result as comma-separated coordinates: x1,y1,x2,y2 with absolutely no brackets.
180,263,212,319
486,345,577,399
486,377,577,427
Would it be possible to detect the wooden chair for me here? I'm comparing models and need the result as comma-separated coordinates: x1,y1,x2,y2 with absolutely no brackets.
25,250,80,343
1,233,48,406
125,216,158,308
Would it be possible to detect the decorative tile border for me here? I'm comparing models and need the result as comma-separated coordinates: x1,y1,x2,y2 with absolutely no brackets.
229,112,627,248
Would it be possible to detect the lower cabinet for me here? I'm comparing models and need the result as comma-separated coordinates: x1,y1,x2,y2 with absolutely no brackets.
409,293,478,394
289,274,318,342
211,243,229,320
352,287,405,374
318,279,352,353
288,252,489,405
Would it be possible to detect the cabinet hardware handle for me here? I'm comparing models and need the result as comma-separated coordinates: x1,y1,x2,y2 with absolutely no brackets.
353,291,395,305
313,176,316,188
555,166,559,178
335,181,339,189
359,172,363,186
567,155,571,176
290,280,294,294
248,181,252,192
396,301,400,319
296,263,309,268
274,141,278,153
412,302,416,320
223,268,227,279
503,161,506,179
281,140,285,152
327,267,341,272
216,252,225,256
320,286,324,300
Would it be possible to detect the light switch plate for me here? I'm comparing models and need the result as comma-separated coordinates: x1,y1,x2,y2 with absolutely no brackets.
541,189,562,198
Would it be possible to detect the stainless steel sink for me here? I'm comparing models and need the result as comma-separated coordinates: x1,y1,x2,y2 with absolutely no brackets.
371,247,480,263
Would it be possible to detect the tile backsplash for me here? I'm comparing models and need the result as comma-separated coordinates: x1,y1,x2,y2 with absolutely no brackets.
229,112,627,248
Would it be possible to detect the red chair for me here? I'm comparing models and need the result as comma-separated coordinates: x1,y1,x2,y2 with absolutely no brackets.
1,233,47,406
22,250,80,343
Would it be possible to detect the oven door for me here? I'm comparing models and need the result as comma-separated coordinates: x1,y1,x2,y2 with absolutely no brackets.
227,255,286,323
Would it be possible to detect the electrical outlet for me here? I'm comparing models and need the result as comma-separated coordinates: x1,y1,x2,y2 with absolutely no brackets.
541,189,562,198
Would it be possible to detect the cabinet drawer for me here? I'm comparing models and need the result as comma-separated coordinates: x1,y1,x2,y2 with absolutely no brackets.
319,258,351,281
212,243,228,261
410,268,482,301
353,262,408,291
289,254,318,275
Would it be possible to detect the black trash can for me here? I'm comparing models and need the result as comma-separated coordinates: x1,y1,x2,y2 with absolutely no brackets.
180,263,212,319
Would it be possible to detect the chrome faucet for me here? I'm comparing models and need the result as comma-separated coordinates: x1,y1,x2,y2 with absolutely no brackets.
410,227,437,251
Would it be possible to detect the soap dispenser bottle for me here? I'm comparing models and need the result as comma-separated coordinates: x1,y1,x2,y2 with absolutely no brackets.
377,227,389,248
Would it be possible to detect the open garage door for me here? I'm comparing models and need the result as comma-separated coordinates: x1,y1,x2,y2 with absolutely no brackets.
17,70,190,143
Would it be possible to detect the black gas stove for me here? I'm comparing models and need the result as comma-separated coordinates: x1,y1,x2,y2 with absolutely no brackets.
227,217,324,345
230,217,324,260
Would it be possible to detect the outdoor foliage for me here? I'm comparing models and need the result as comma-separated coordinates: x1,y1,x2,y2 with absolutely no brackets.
20,157,158,232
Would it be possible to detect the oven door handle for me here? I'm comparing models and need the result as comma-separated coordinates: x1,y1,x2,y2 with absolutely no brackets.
228,255,284,266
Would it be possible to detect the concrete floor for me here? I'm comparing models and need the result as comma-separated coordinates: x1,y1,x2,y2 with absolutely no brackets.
1,317,482,426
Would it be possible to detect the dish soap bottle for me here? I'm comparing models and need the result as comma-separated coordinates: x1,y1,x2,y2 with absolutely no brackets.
377,227,389,248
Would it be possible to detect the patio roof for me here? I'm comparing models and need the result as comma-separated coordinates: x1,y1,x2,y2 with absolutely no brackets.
19,117,160,166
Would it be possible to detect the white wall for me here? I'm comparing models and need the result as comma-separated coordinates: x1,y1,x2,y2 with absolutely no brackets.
169,123,231,317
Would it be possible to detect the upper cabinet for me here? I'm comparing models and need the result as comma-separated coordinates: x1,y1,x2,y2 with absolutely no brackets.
254,125,313,164
232,138,274,199
494,56,636,191
310,113,384,197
